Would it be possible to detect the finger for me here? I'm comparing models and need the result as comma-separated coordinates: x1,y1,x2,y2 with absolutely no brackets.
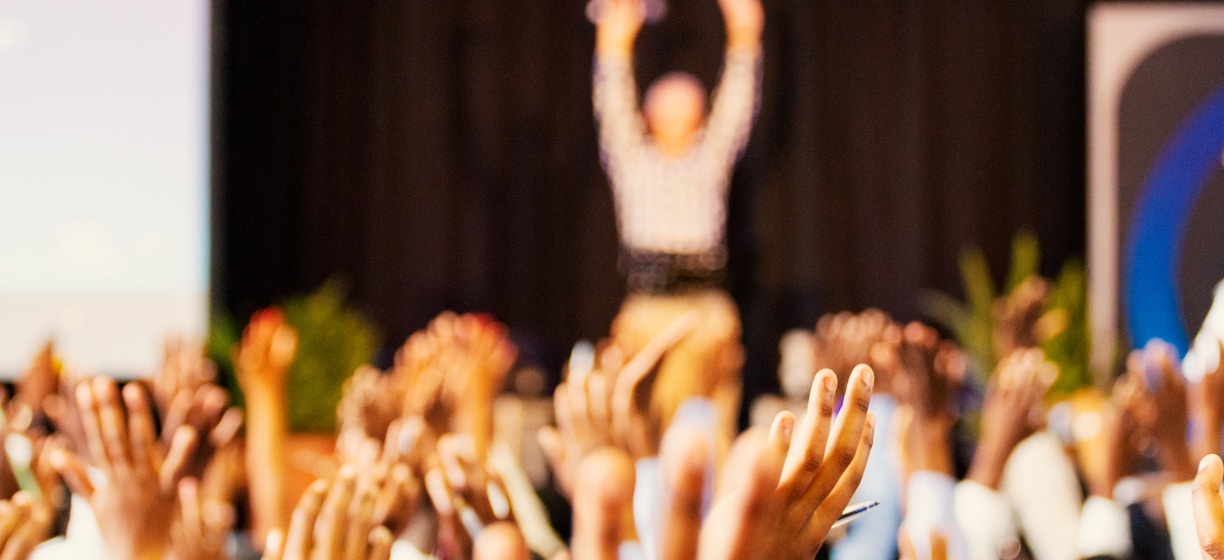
162,389,193,445
381,418,404,464
1195,454,1224,560
75,381,109,470
767,411,795,456
437,435,470,493
660,429,708,560
802,411,875,543
425,468,456,519
0,498,50,560
313,466,357,560
123,383,162,471
343,483,378,560
178,478,205,551
160,425,198,494
48,447,93,498
284,479,328,560
537,426,565,475
553,385,578,442
211,407,244,448
0,499,21,552
567,368,594,445
96,377,134,471
587,371,612,440
367,525,394,560
263,529,286,560
706,432,787,559
570,448,634,560
780,369,838,491
808,365,874,505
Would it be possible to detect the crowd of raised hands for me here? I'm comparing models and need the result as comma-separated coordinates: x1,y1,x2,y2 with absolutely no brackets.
1,296,1224,560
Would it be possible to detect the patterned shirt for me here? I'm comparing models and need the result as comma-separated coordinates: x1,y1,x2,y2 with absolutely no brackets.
593,47,761,257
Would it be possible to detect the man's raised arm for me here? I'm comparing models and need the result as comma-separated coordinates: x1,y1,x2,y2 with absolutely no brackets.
703,0,763,163
593,0,648,170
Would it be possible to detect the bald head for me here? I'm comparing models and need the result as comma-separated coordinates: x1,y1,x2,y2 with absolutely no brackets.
643,72,706,155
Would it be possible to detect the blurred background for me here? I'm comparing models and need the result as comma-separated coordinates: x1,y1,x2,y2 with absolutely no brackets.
214,0,1090,406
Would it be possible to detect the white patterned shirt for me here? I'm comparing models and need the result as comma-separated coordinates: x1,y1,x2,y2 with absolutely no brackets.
594,47,761,256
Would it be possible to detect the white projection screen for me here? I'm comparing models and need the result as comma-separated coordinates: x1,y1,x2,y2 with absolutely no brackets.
0,1,211,377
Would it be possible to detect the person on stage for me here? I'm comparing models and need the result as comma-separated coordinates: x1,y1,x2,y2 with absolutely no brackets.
591,0,763,456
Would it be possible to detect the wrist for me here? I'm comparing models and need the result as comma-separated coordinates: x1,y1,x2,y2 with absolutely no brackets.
725,33,761,54
966,439,1009,490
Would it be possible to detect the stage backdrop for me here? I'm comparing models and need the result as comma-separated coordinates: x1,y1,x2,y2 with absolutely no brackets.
1088,3,1224,377
213,0,1099,414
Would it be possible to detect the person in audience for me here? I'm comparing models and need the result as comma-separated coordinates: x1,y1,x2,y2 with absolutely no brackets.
8,280,1224,559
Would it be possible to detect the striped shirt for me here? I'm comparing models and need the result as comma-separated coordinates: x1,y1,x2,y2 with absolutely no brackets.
593,47,761,257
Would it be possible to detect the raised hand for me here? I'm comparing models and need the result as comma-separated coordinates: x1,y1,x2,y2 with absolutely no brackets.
167,477,235,560
0,490,54,560
425,433,516,558
540,315,695,497
966,348,1055,490
395,312,518,461
595,0,646,56
49,377,198,560
568,366,876,560
235,307,298,545
1086,372,1146,499
884,322,964,477
1134,341,1197,482
263,466,394,560
235,307,298,394
716,0,764,49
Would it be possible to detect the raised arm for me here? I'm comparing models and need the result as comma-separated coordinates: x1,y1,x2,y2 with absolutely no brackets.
593,0,647,171
702,0,763,162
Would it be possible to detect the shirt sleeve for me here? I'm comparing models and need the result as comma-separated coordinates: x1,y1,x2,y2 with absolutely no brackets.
1000,431,1083,560
698,46,761,166
593,54,647,175
954,479,1019,560
1164,481,1199,560
1077,496,1132,558
905,471,967,560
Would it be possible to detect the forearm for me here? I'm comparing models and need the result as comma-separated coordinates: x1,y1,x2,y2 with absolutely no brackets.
243,382,289,544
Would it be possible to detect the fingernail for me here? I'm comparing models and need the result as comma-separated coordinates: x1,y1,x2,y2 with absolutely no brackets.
822,374,836,392
782,416,794,440
863,368,875,389
1201,455,1215,473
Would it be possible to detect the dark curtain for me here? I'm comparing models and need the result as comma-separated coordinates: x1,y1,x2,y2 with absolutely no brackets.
212,0,1096,412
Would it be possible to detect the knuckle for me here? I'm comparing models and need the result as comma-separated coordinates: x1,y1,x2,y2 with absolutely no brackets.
835,448,857,470
1203,538,1224,560
802,456,822,474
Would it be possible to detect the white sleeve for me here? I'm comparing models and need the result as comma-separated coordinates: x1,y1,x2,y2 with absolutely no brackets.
1076,496,1131,558
699,47,761,165
905,471,966,560
954,479,1018,560
633,456,663,560
593,54,647,175
1000,431,1082,560
1164,481,1198,560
